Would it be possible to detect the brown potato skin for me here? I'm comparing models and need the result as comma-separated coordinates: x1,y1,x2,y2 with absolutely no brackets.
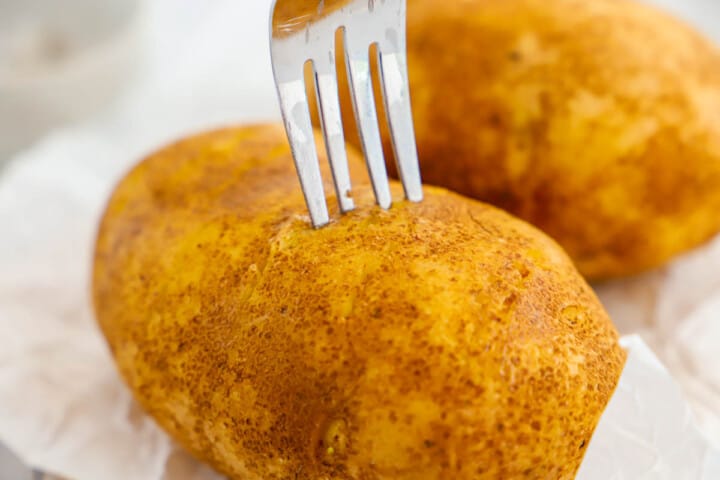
93,125,626,479
334,0,720,279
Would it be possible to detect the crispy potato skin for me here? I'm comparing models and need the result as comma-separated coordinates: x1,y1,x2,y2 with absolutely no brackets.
335,0,720,279
93,125,625,479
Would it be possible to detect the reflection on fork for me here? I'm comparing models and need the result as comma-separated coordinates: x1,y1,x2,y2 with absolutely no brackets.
270,0,423,228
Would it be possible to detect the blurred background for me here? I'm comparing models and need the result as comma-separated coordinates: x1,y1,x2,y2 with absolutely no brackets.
1,0,719,478
0,0,281,166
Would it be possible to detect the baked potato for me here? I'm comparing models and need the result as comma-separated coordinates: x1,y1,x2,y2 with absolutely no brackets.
331,0,720,279
93,124,625,479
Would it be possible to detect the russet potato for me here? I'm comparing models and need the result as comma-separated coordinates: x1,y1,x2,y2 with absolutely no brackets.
332,0,720,279
93,124,625,479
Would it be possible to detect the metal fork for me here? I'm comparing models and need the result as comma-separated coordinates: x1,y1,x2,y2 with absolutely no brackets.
270,0,423,227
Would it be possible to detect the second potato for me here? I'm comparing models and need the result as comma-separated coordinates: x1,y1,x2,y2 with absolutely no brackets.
325,0,720,279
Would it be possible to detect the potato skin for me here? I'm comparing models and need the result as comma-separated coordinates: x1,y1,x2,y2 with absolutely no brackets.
337,0,720,279
93,125,625,479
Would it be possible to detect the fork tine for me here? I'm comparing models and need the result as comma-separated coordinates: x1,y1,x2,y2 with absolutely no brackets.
342,29,393,210
312,56,355,213
277,78,330,227
377,47,424,203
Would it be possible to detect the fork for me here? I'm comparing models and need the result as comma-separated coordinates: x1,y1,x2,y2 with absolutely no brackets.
270,0,423,227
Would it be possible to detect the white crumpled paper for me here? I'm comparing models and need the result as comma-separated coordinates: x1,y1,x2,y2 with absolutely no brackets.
1,0,720,478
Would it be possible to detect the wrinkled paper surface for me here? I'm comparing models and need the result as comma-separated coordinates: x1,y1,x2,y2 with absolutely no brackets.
1,0,720,478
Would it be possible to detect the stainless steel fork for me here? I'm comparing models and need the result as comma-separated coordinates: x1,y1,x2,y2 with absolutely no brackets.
270,0,423,228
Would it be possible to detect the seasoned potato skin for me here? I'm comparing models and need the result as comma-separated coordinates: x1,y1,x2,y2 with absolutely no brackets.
335,0,720,279
93,125,625,479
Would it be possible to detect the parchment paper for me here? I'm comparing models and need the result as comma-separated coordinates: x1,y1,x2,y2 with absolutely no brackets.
1,0,719,478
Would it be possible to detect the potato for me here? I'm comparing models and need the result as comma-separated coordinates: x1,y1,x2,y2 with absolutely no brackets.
331,0,720,279
93,124,626,479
